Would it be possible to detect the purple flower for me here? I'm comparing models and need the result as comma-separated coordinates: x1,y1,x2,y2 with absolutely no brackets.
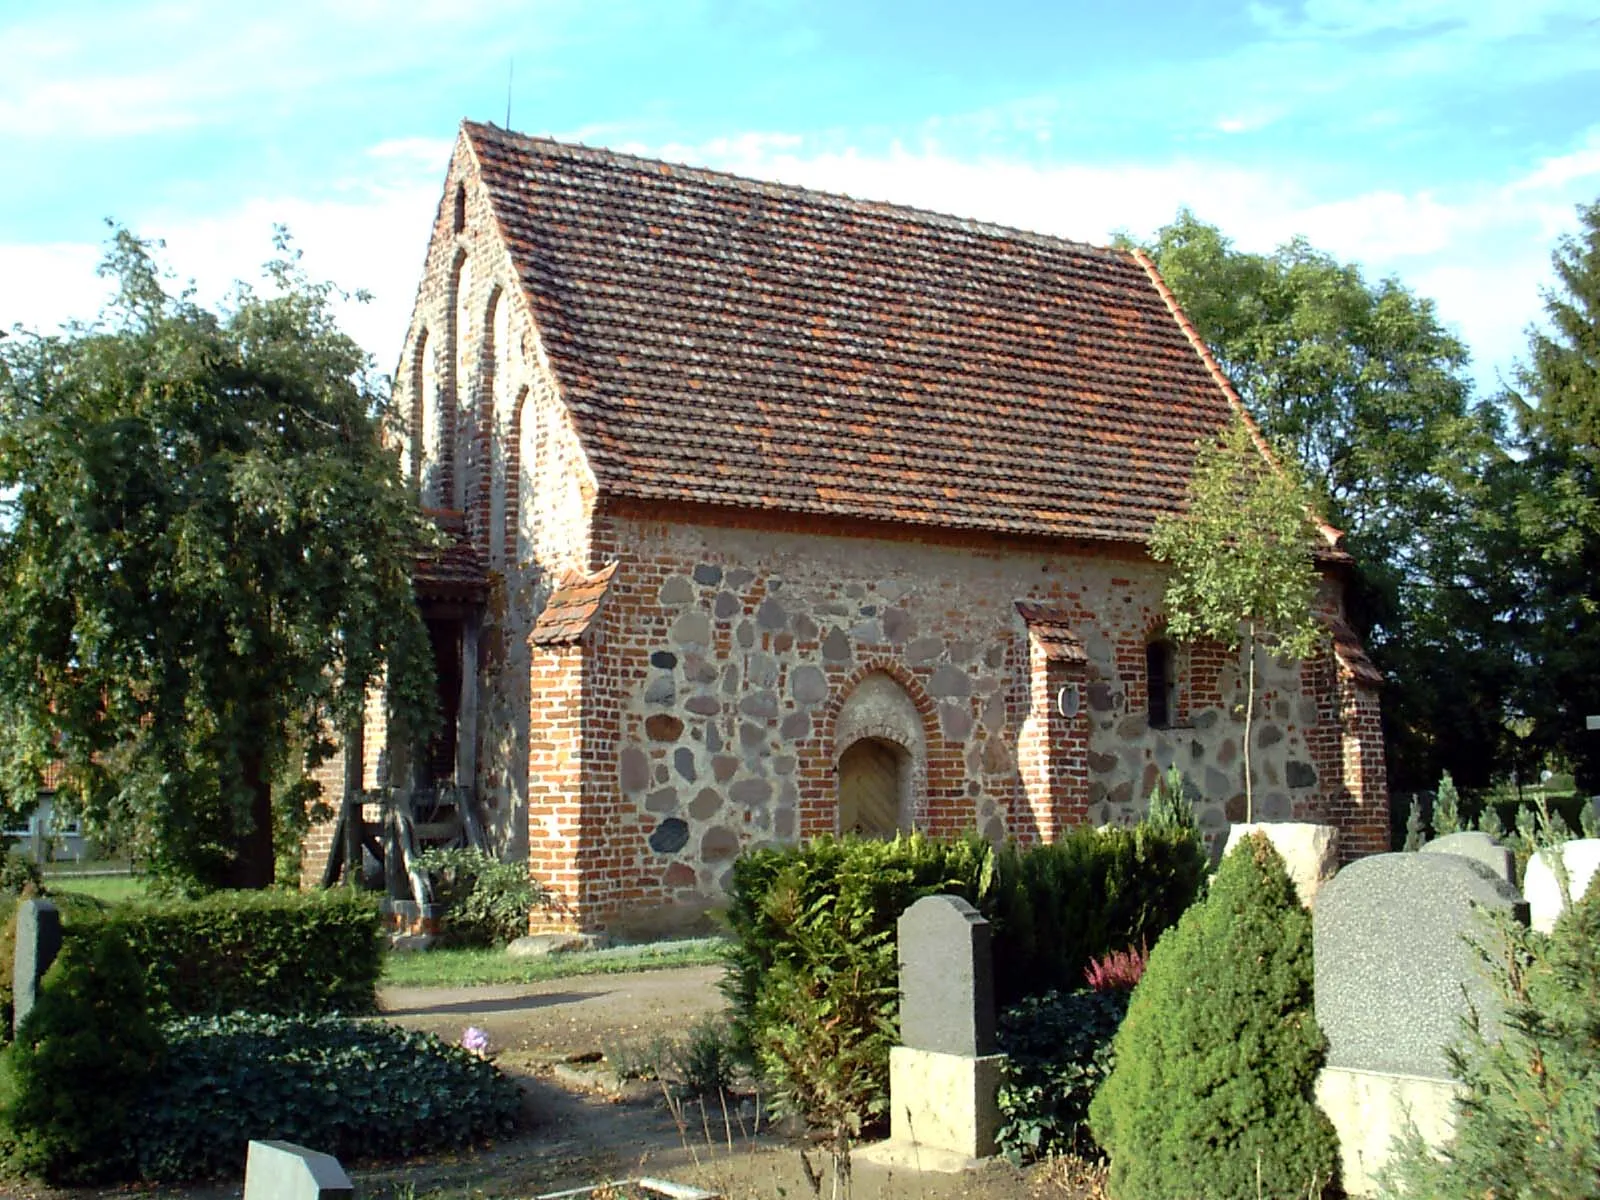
461,1026,491,1057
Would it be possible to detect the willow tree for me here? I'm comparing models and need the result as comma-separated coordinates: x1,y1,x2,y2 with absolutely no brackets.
0,229,435,891
1151,417,1323,822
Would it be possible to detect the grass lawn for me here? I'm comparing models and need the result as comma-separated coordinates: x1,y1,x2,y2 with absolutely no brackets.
41,872,150,905
381,936,727,988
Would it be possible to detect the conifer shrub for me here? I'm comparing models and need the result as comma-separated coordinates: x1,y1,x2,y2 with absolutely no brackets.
1380,874,1600,1196
0,923,163,1184
1088,833,1338,1199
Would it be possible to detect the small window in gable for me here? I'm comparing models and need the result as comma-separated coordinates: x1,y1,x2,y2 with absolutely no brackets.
453,183,467,233
1147,639,1177,729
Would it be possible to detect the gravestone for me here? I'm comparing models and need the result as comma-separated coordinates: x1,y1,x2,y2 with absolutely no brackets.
243,1140,352,1200
1316,852,1526,1078
1222,822,1339,907
1420,830,1516,887
1313,852,1527,1196
898,894,995,1057
1523,838,1600,933
857,895,1005,1173
12,899,61,1036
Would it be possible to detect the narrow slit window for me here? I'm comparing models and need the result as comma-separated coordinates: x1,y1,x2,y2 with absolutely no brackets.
1147,640,1177,729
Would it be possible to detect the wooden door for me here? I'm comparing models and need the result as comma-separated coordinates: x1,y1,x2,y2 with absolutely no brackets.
839,738,902,837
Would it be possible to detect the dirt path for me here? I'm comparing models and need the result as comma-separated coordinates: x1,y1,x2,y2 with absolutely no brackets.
379,963,729,1061
374,965,1058,1200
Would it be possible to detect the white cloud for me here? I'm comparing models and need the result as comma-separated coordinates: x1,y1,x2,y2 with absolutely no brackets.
0,144,447,376
0,243,111,335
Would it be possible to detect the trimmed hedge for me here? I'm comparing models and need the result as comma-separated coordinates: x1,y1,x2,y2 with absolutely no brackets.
988,825,1205,1006
723,825,1205,1134
105,888,383,1018
132,1014,522,1181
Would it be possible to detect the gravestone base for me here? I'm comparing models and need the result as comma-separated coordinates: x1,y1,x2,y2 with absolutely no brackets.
1316,1066,1462,1198
877,1046,1005,1166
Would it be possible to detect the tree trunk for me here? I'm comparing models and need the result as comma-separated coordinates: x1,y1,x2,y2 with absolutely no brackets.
1243,627,1256,824
226,744,277,889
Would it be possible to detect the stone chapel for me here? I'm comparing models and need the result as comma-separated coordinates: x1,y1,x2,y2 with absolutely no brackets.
304,120,1388,935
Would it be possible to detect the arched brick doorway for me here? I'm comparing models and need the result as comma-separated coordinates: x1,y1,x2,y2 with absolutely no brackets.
833,672,926,836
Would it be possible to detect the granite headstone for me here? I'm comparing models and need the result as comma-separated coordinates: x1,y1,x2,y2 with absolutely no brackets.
1420,831,1516,887
1315,852,1527,1080
243,1140,353,1200
897,895,995,1057
12,899,61,1036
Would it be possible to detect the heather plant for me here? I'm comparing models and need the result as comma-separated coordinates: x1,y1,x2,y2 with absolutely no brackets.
1380,875,1600,1197
1084,944,1147,992
1089,833,1337,1199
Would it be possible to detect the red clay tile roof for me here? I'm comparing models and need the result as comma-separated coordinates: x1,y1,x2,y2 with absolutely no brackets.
463,121,1255,545
1327,615,1384,689
1014,602,1090,663
530,563,618,645
416,508,488,597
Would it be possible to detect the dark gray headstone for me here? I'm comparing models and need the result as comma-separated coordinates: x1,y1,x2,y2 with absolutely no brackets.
1315,852,1527,1079
12,899,61,1035
1420,831,1516,887
898,894,995,1056
243,1140,353,1200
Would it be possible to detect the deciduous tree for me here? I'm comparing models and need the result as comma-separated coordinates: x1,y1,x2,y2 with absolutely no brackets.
0,229,434,891
1135,212,1515,792
1150,416,1322,822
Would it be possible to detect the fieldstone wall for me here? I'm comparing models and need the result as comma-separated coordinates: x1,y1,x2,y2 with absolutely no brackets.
546,502,1377,934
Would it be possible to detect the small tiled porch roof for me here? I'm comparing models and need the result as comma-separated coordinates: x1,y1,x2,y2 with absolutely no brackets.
1328,615,1384,688
462,121,1281,547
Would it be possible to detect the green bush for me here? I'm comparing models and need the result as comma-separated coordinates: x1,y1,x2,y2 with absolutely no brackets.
996,988,1128,1162
132,1013,523,1181
1089,833,1337,1199
0,853,41,898
0,923,163,1184
724,833,988,1136
988,824,1205,1006
106,887,382,1018
723,824,1204,1138
416,846,550,947
1381,875,1600,1197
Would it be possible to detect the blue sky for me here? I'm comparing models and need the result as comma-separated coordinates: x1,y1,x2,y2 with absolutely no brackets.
2,0,1597,394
